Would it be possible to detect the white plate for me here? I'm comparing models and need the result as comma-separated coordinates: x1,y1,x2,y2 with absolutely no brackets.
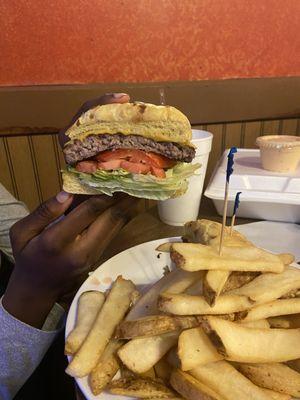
66,222,300,400
66,237,179,400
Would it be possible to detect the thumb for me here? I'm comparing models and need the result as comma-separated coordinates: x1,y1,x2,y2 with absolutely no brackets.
10,191,73,254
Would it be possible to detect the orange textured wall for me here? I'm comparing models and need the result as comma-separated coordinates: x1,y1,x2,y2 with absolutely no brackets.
0,0,299,86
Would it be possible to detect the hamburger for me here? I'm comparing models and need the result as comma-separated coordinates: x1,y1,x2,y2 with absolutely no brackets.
62,102,199,200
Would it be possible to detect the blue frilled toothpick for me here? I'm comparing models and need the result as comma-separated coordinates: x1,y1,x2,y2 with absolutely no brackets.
219,147,237,254
230,191,242,235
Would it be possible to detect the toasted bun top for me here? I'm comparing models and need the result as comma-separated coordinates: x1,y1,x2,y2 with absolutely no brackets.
65,102,192,146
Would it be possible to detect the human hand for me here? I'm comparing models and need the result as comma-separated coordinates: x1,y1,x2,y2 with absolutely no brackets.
58,92,130,147
3,191,136,328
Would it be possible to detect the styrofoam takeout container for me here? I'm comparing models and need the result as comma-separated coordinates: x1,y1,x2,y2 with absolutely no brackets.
205,148,300,223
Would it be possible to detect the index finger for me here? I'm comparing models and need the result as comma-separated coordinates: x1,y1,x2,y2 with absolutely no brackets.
76,196,138,265
58,93,130,147
43,194,126,247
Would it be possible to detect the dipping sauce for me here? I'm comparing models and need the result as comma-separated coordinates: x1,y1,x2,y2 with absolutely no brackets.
256,135,300,172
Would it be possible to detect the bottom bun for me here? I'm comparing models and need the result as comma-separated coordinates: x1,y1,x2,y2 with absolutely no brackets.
62,171,100,195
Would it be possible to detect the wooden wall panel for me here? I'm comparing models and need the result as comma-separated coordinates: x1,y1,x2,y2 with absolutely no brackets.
0,78,299,131
0,138,15,196
243,121,263,148
204,124,224,185
262,120,281,135
224,123,243,149
6,136,40,211
281,119,299,135
31,135,61,201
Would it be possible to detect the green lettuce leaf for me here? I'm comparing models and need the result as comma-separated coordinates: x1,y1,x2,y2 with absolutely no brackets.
67,162,200,200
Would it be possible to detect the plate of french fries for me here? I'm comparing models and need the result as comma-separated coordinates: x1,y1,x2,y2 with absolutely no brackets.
65,219,300,400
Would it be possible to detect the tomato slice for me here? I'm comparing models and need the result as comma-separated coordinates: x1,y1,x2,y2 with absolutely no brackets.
146,152,176,168
120,160,150,174
95,149,175,169
150,166,166,178
76,161,98,173
97,160,122,170
90,149,175,177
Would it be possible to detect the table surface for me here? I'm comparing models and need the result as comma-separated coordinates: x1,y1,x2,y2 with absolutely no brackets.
100,197,254,263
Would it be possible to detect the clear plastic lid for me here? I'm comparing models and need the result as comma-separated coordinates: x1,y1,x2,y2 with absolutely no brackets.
205,149,300,204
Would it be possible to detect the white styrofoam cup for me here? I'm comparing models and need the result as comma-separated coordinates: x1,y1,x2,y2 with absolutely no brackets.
158,129,213,226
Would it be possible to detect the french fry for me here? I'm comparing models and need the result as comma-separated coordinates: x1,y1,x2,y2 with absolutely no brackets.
183,219,249,246
261,388,291,400
287,359,300,374
158,292,253,315
140,367,156,379
228,267,300,304
240,319,270,329
115,315,202,339
237,363,300,397
154,356,172,382
278,253,295,266
127,269,202,320
223,271,260,292
165,271,204,294
281,289,300,299
120,365,136,379
239,299,300,322
184,221,255,306
89,340,122,395
203,270,230,306
120,365,157,379
167,347,181,369
65,291,105,355
156,242,179,252
170,369,223,400
178,327,223,370
171,243,284,273
118,332,179,374
183,219,221,244
66,276,135,377
289,313,300,328
203,317,300,363
268,317,291,329
191,361,273,400
268,314,300,329
108,377,176,398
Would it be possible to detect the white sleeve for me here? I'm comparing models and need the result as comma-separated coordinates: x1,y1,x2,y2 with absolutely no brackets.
0,184,29,261
0,299,65,400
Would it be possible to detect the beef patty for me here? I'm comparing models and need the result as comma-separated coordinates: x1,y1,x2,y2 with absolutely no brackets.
64,134,195,165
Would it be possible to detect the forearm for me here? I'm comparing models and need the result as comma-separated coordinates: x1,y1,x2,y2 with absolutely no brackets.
0,299,64,399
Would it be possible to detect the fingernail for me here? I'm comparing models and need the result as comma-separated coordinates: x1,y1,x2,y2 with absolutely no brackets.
56,191,72,203
112,93,128,99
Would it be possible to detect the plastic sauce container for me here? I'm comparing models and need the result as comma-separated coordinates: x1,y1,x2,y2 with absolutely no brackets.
256,135,300,173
